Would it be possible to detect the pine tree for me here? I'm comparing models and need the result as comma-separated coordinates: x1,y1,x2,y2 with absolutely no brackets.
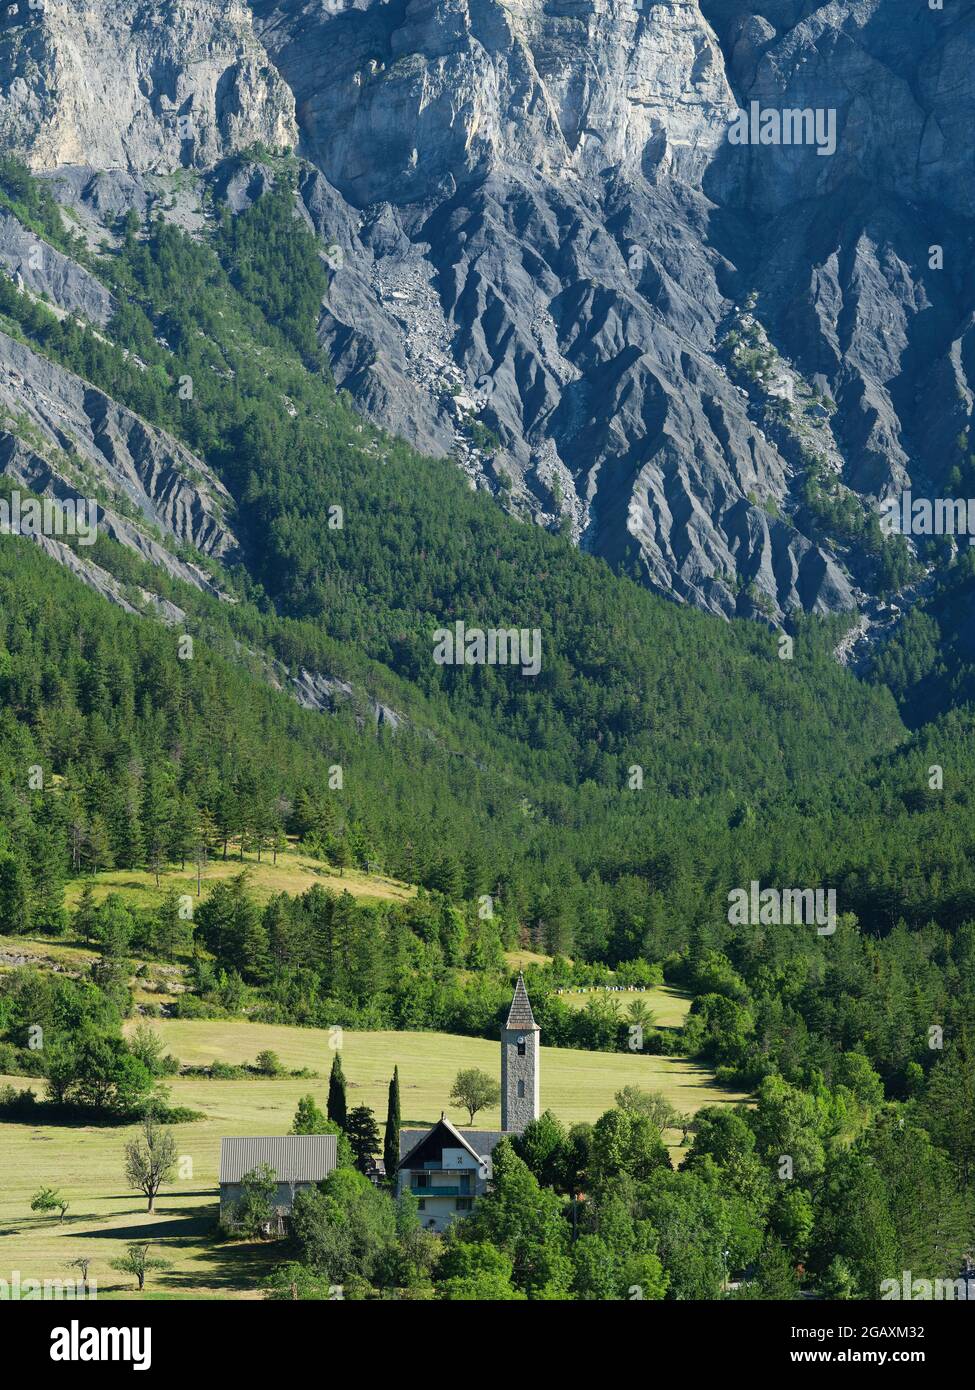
922,1033,975,1185
167,796,198,871
0,852,32,935
29,825,66,935
140,771,172,887
383,1065,401,1183
214,786,240,861
750,1236,800,1300
329,834,352,870
327,1052,347,1130
194,804,218,897
65,792,87,874
250,796,275,863
107,781,142,871
430,853,462,899
289,787,317,839
85,815,114,874
345,1105,380,1173
74,879,98,946
271,826,287,865
153,886,191,960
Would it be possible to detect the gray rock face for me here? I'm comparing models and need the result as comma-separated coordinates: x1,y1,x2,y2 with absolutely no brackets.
0,208,115,324
697,0,974,517
38,165,211,246
0,314,406,729
251,0,873,618
16,522,190,625
245,0,974,622
0,329,239,584
0,0,297,172
254,0,734,203
4,0,973,627
281,665,405,729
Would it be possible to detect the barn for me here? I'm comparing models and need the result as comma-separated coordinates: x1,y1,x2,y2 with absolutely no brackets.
219,1134,337,1234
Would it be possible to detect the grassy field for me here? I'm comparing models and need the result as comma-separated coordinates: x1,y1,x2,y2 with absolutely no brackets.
0,1019,748,1299
555,984,692,1029
0,934,100,973
0,934,189,1012
503,949,553,971
61,847,415,912
499,952,692,1029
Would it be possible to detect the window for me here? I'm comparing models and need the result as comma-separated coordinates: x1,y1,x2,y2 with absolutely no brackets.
413,1172,429,1189
418,1200,426,1211
517,1080,525,1098
456,1198,473,1212
517,1037,526,1057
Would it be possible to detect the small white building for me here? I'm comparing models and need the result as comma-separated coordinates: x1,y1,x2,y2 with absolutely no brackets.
396,1116,502,1234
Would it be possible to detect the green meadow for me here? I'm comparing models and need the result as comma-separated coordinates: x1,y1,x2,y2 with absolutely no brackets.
0,1018,748,1299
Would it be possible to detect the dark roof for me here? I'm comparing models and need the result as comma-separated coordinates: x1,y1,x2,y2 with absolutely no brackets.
505,972,538,1030
219,1135,337,1185
398,1123,506,1168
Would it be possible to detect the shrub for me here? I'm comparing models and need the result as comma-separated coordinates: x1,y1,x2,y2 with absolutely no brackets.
0,1083,37,1117
254,1049,285,1077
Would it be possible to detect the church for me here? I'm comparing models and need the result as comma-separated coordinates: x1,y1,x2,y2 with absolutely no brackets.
396,973,540,1232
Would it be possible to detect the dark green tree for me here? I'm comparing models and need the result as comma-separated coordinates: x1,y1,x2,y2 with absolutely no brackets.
345,1105,381,1174
383,1065,401,1184
327,1052,347,1131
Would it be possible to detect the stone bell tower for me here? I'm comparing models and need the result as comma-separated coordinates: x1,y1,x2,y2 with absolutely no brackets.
501,973,540,1134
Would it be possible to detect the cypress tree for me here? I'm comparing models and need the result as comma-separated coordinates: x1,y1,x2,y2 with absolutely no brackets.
383,1065,401,1183
327,1052,347,1130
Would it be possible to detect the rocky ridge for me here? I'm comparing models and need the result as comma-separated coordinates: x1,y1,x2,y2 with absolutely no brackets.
1,0,973,629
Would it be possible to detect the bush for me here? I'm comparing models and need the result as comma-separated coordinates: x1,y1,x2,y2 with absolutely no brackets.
152,1104,205,1124
0,1083,38,1118
170,996,228,1020
254,1049,285,1077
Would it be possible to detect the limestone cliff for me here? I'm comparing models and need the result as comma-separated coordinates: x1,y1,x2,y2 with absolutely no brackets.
2,0,972,628
0,0,296,172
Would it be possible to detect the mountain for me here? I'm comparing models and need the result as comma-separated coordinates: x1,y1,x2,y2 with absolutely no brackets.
3,0,967,636
1,0,975,1314
0,0,296,171
1,86,973,958
244,0,972,630
0,0,971,917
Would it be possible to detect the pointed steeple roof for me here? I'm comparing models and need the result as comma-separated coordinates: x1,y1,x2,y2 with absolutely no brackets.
505,972,539,1030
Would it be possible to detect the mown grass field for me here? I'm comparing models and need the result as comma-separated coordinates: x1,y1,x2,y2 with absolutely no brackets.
555,984,692,1029
61,847,415,912
0,1019,748,1299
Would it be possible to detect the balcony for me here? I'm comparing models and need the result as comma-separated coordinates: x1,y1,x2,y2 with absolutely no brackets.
410,1184,470,1197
